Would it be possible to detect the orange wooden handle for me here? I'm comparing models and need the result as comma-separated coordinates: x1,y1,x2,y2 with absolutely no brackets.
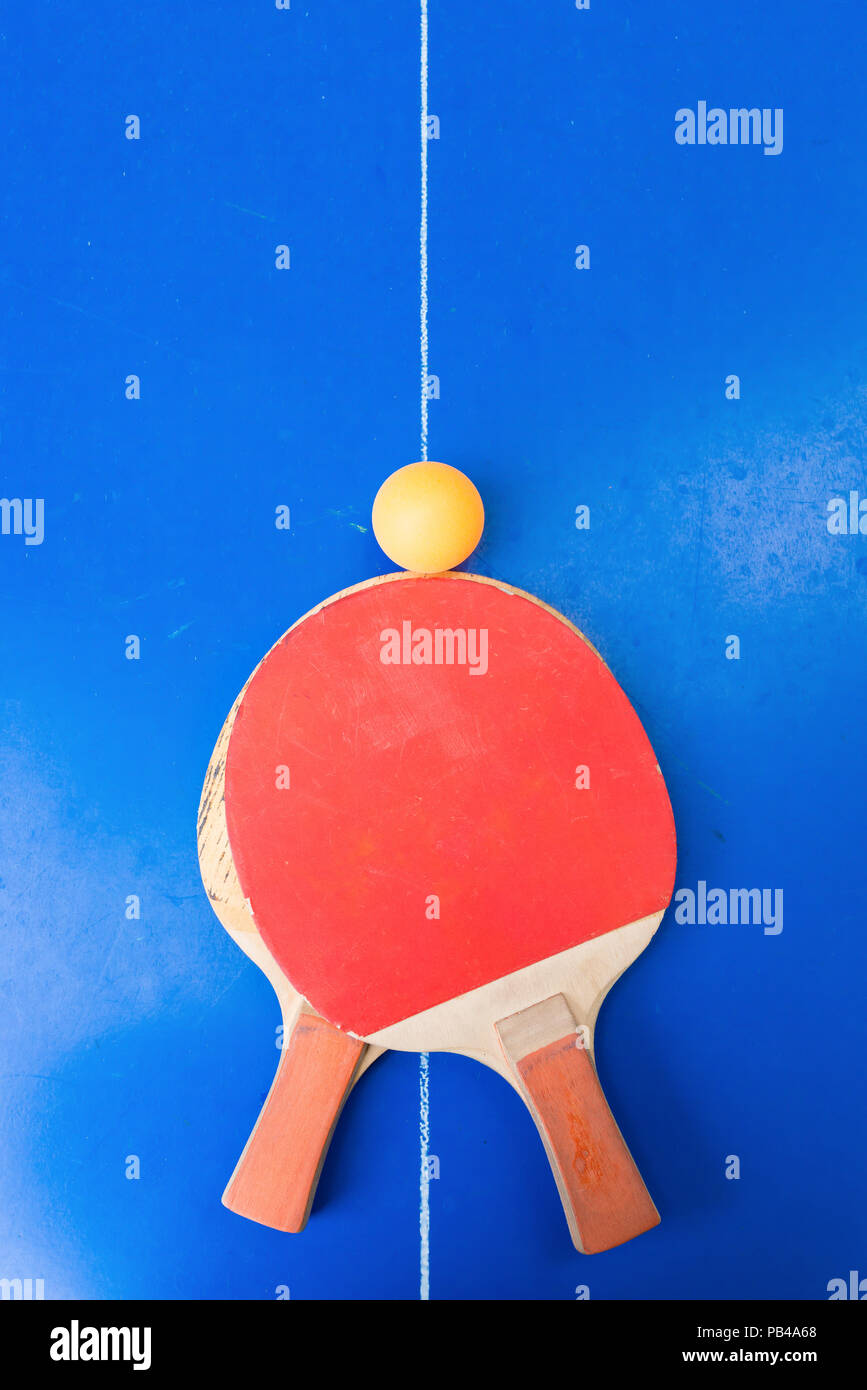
496,995,659,1254
223,1011,366,1232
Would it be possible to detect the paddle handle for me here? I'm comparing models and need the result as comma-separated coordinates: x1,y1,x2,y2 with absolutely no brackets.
223,1010,366,1232
496,994,659,1253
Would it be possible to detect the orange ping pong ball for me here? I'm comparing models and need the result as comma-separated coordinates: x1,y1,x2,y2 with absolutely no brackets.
371,462,485,573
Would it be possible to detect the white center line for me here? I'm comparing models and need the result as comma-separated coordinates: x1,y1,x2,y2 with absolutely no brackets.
419,1049,431,1301
419,0,429,463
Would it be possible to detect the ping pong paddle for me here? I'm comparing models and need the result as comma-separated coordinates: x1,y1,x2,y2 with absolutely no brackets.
223,570,676,1253
198,697,381,1232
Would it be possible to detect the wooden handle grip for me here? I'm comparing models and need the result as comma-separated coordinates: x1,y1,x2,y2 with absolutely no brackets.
222,1011,366,1232
496,995,659,1254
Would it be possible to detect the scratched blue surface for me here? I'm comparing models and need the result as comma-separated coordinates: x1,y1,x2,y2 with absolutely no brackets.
1,2,866,1301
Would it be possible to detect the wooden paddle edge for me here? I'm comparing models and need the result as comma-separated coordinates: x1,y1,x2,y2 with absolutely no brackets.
198,691,380,1071
364,908,666,1076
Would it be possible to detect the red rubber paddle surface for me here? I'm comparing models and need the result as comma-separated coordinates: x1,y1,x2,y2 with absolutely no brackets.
225,576,675,1036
